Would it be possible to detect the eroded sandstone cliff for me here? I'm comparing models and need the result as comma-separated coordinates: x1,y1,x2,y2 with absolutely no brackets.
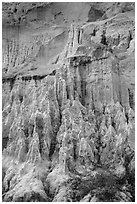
2,2,135,202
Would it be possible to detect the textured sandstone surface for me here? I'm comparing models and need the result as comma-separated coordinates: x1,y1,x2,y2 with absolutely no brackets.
2,2,135,202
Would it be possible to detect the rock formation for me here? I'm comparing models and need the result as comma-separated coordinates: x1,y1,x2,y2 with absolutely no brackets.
2,2,135,202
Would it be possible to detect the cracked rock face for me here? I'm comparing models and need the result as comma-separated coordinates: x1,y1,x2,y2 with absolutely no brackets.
2,2,135,202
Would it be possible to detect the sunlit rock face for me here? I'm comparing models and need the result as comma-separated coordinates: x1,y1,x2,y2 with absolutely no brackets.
2,2,135,202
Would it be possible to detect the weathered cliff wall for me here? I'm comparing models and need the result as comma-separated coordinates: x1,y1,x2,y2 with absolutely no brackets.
2,2,135,202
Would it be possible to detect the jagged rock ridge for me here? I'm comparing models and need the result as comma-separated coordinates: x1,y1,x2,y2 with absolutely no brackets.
2,2,135,202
